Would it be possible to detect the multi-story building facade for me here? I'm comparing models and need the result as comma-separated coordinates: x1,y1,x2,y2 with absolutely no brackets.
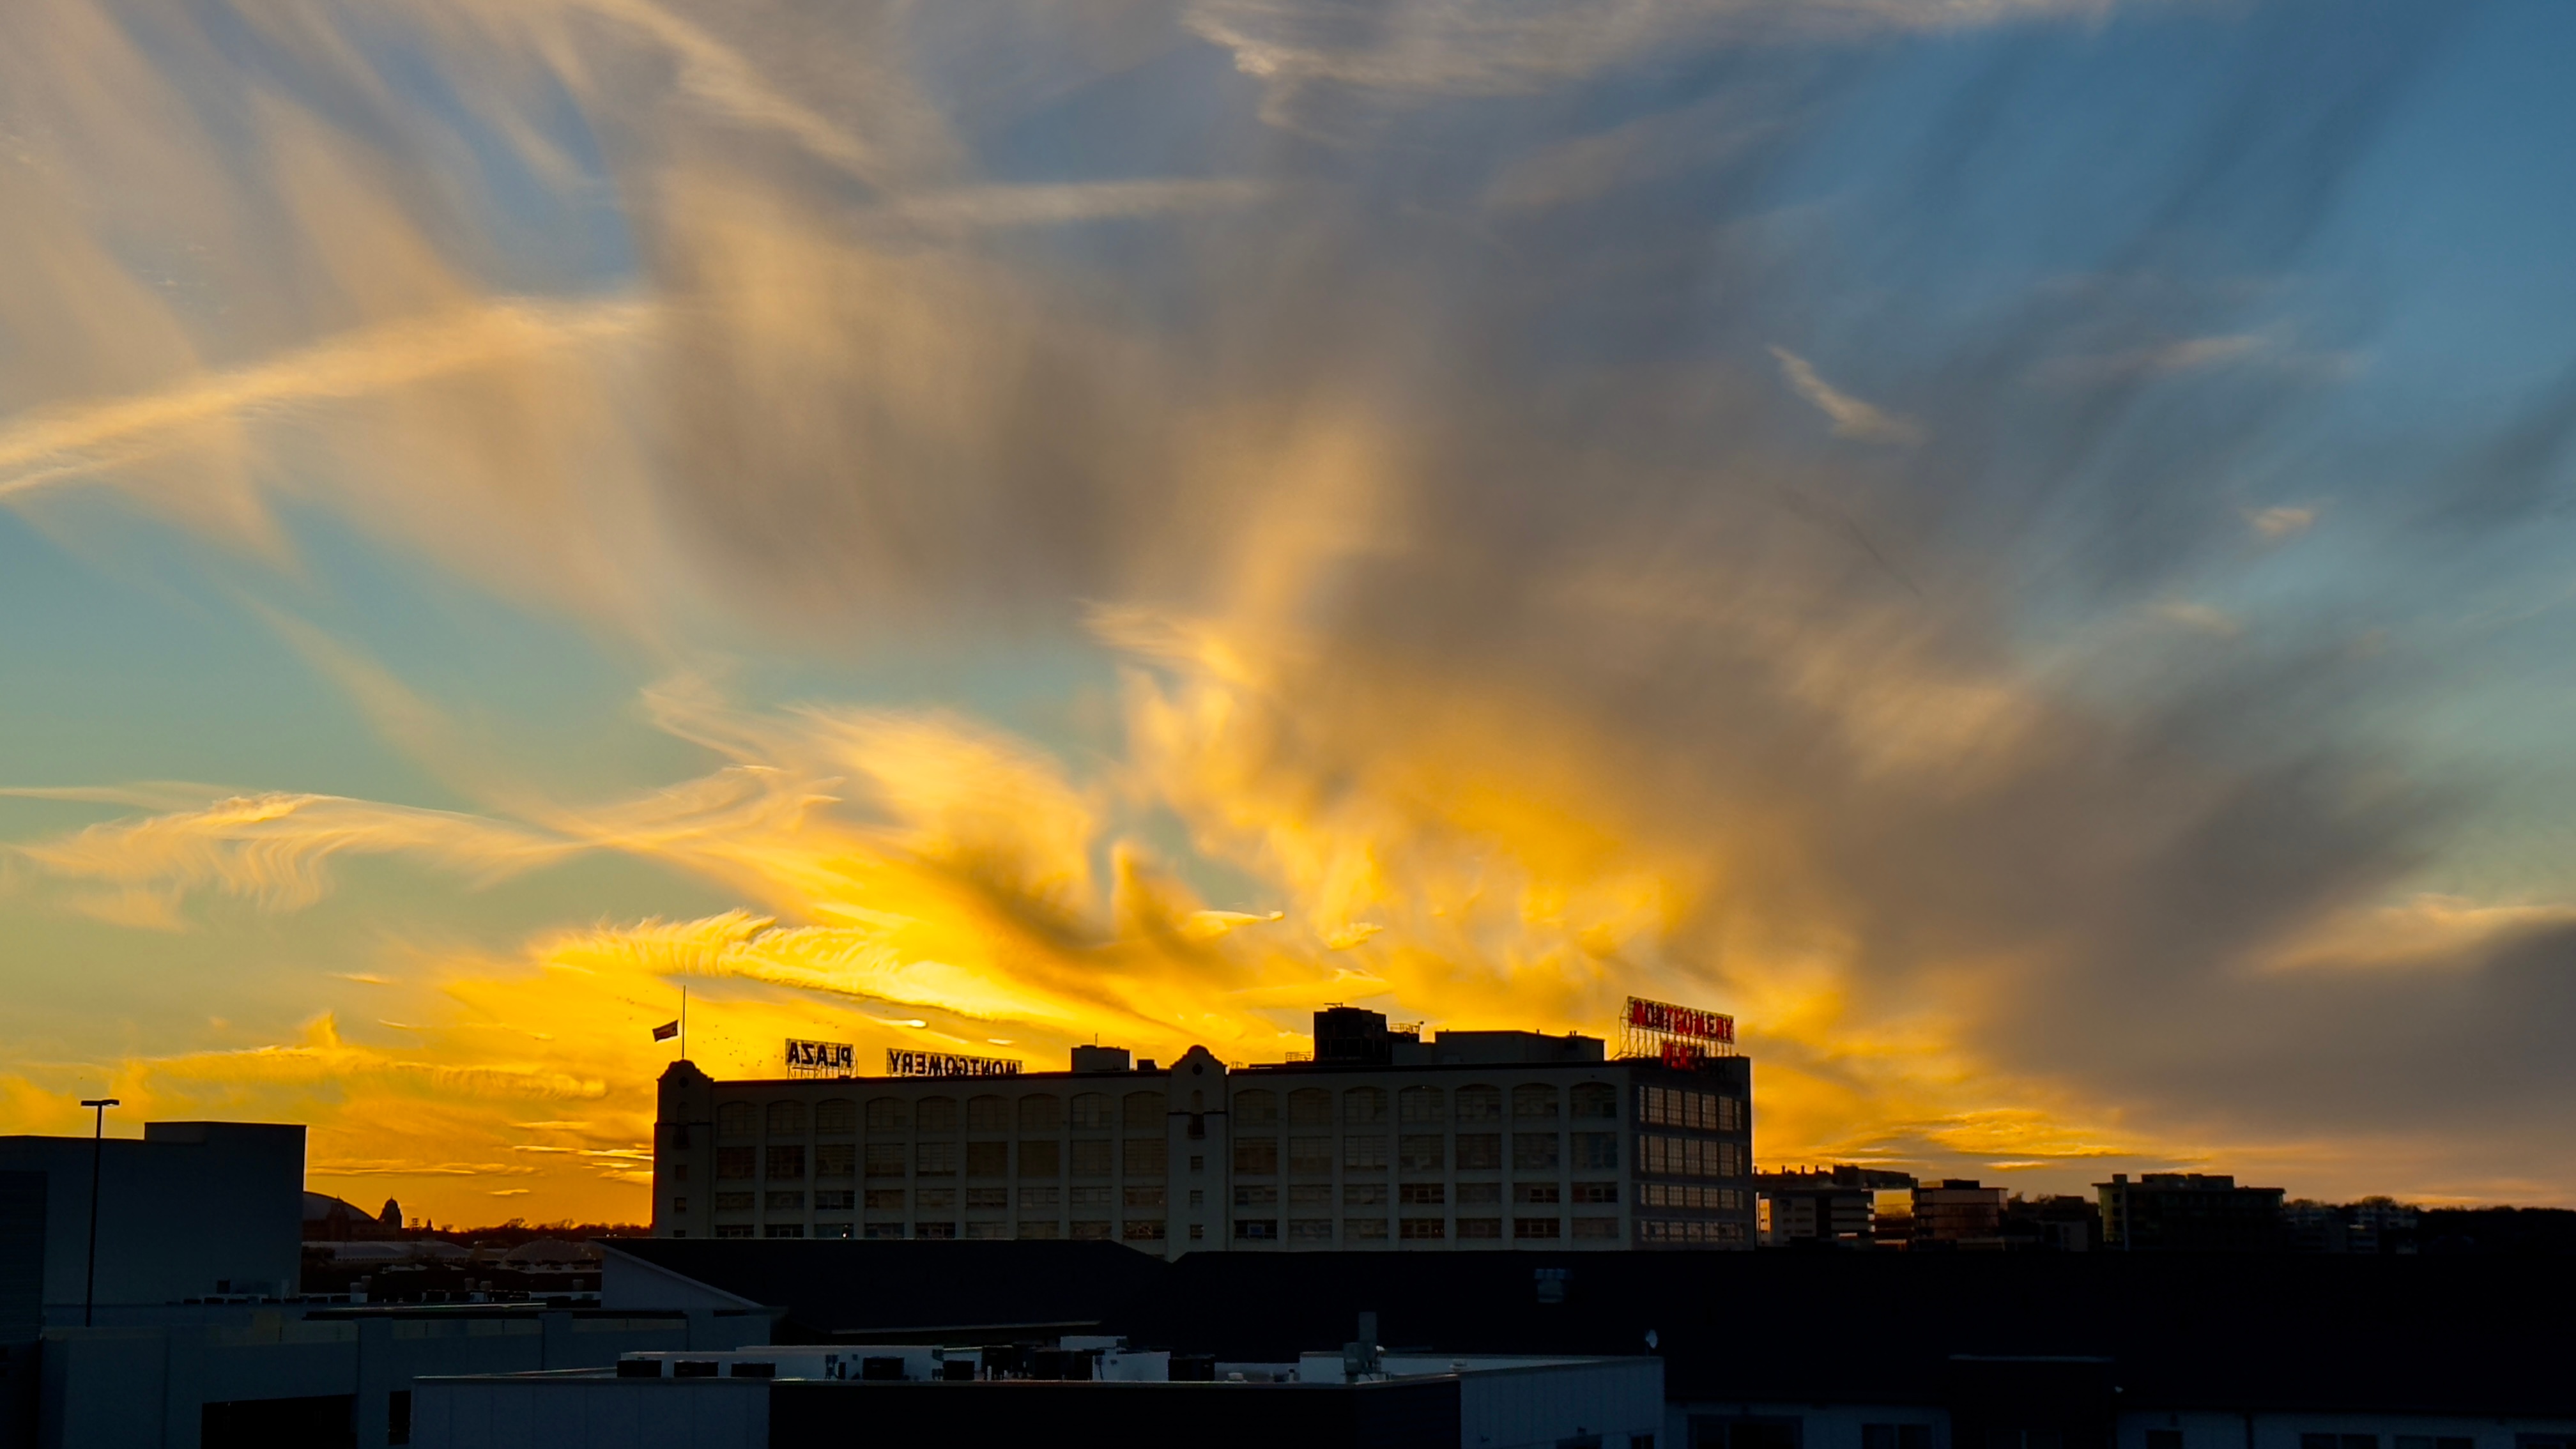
651,1009,1755,1254
2097,1172,2288,1252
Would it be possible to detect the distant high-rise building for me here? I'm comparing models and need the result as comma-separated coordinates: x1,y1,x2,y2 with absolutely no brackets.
2097,1173,2287,1252
1754,1165,1914,1248
1911,1180,2008,1246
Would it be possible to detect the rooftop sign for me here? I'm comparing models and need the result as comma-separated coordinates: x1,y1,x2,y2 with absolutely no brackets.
1620,995,1735,1061
885,1049,1023,1078
785,1039,855,1078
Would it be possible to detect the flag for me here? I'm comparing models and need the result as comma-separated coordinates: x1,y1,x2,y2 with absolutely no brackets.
652,1020,679,1041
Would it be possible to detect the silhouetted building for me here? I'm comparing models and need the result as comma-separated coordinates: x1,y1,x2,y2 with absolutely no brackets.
303,1192,410,1243
1999,1194,2102,1252
2288,1198,2418,1254
2097,1173,2287,1252
0,1121,303,1315
652,1008,1756,1253
1912,1181,2007,1246
1754,1167,1913,1248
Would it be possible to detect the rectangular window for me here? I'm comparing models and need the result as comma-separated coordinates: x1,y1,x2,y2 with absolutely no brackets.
1457,1218,1503,1239
863,1188,904,1210
814,1190,854,1211
814,1144,855,1179
1513,1132,1560,1172
1289,1218,1335,1241
1071,1220,1112,1240
1344,1216,1388,1240
766,1190,804,1211
1123,1137,1167,1177
1018,1220,1060,1239
1234,1138,1279,1175
1457,1181,1501,1206
1571,1216,1621,1239
864,1144,906,1179
713,1224,754,1239
1514,1216,1563,1239
671,1197,688,1215
717,1148,755,1181
1121,1219,1167,1241
1399,1182,1446,1206
1234,1184,1279,1207
1397,1135,1444,1173
917,1187,956,1209
1019,1140,1060,1177
1720,1096,1745,1132
916,1142,957,1176
815,1222,853,1239
965,1187,1008,1209
765,1146,806,1181
1020,1186,1060,1209
1234,1219,1278,1240
1124,1185,1167,1209
1572,1133,1618,1170
713,1192,753,1211
965,1142,1008,1177
1455,1134,1501,1170
1289,1137,1335,1174
763,1224,804,1239
1400,1216,1446,1240
1071,1185,1114,1208
1719,1142,1741,1177
1514,1181,1561,1205
1571,1181,1619,1204
965,1222,1010,1239
862,1223,903,1239
916,1222,956,1239
1070,1140,1112,1177
1344,1135,1388,1170
1344,1182,1388,1207
1290,1183,1333,1206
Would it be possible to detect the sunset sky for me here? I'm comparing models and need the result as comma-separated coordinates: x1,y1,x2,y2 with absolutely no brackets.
4,0,2575,1225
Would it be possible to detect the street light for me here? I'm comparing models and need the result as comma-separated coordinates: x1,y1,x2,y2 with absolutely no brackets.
79,1098,118,1328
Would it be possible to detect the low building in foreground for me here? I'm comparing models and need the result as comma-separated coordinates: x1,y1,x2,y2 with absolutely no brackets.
0,1121,304,1317
652,1007,1757,1254
410,1333,1664,1449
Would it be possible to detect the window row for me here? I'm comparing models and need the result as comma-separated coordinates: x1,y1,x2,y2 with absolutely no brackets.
716,1080,1642,1139
1639,1134,1743,1179
1636,1085,1745,1133
1230,1083,1617,1128
716,1138,1179,1181
1640,1183,1743,1210
1229,1131,1618,1176
1637,1218,1749,1244
1230,1181,1618,1208
717,1091,1177,1138
1231,1216,1621,1241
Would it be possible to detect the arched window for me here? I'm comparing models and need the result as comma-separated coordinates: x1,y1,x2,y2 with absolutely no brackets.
1232,1090,1278,1127
967,1096,1011,1132
1569,1083,1617,1120
717,1102,758,1138
1454,1085,1501,1123
1287,1089,1333,1126
1397,1086,1445,1124
1018,1094,1062,1132
1343,1087,1387,1125
1070,1093,1112,1130
1123,1091,1165,1130
864,1097,909,1133
1512,1084,1560,1120
766,1101,805,1136
915,1096,958,1133
815,1099,857,1134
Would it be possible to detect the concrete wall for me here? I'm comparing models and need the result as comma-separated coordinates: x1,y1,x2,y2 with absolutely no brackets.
1458,1357,1662,1449
413,1377,769,1449
35,1309,776,1449
0,1123,303,1314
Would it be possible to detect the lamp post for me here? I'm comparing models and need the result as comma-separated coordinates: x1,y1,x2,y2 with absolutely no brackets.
79,1097,119,1328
